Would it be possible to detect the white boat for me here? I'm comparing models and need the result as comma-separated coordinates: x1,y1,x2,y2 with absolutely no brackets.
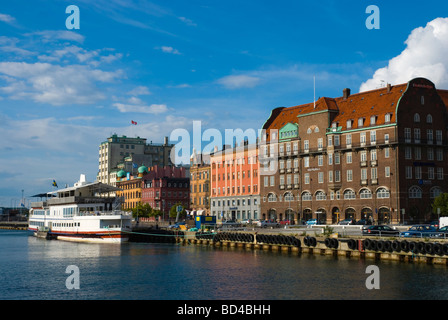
28,174,132,243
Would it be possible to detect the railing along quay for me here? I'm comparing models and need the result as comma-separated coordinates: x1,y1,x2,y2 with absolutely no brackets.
177,230,448,266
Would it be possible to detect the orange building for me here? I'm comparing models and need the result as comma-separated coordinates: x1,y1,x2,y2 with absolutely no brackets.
210,142,260,221
116,165,148,210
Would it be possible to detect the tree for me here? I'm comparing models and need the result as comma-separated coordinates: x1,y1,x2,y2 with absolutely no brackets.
432,193,448,217
131,203,153,219
169,203,187,220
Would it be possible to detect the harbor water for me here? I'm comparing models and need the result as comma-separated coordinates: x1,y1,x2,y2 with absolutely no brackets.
1,229,448,300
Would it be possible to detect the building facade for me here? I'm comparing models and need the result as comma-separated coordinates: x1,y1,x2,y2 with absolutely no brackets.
141,166,190,220
190,150,211,216
210,142,260,221
260,78,448,224
98,134,175,187
115,165,148,210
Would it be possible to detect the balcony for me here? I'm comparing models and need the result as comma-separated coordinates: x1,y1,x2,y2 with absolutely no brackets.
371,179,378,185
279,185,285,190
361,179,368,186
360,161,367,167
370,160,377,167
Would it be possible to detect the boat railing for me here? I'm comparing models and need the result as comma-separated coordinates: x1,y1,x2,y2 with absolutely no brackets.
76,210,131,217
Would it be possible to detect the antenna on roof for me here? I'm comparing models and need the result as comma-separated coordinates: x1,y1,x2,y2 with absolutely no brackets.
314,75,316,109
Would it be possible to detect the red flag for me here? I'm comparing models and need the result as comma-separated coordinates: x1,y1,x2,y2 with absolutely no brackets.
131,120,137,125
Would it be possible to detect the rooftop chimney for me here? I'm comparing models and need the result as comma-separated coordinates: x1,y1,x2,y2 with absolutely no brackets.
343,88,351,100
387,83,391,93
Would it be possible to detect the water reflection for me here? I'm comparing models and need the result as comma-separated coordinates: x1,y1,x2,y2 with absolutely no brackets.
2,231,448,300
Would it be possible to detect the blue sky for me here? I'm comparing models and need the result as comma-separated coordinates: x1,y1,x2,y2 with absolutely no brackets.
1,0,448,206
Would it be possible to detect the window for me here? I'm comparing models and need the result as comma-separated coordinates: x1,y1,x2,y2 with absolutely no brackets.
405,166,412,179
270,176,275,186
318,138,323,150
304,140,309,151
268,193,277,202
377,188,390,199
344,189,356,200
360,188,372,199
436,130,443,144
361,169,367,180
360,132,366,145
414,113,420,123
358,117,365,128
438,167,444,180
430,187,442,199
318,172,324,183
405,147,412,160
370,131,376,144
404,128,411,141
428,167,435,180
414,147,421,160
328,136,333,147
334,135,340,146
304,156,310,168
328,171,333,182
347,120,353,129
316,191,326,200
427,148,434,161
415,166,422,179
385,147,390,158
385,166,390,177
328,153,333,165
385,113,391,123
370,149,377,161
318,155,323,166
346,170,353,182
437,148,443,161
427,129,433,144
361,151,367,162
304,173,310,184
302,192,312,201
335,170,341,182
370,115,377,125
285,192,294,201
346,152,352,164
414,128,421,142
427,114,433,124
335,153,340,164
346,134,352,146
371,167,378,179
409,186,422,199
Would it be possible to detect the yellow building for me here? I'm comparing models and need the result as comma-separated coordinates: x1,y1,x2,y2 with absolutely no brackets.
116,166,148,210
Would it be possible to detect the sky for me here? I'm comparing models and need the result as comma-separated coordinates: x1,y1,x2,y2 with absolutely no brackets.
1,0,448,207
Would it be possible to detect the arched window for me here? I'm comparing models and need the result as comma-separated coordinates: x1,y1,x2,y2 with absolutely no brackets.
343,189,356,200
268,193,277,202
284,192,294,201
359,188,372,199
302,191,312,201
409,186,422,199
430,187,442,199
376,188,390,199
315,191,326,201
414,113,420,123
427,114,433,124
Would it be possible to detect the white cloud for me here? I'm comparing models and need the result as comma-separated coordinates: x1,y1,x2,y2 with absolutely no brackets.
360,17,448,92
25,30,85,43
0,13,15,24
113,102,168,114
127,85,151,95
158,46,181,55
178,17,197,27
217,74,261,89
0,62,124,105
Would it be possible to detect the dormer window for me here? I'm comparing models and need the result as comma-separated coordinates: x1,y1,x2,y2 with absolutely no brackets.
347,119,353,129
358,117,365,128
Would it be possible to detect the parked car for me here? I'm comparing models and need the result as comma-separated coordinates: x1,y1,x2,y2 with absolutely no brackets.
436,226,448,238
305,219,318,226
356,219,372,225
280,220,291,225
338,219,355,225
362,225,400,236
401,225,439,238
257,220,280,228
240,219,252,224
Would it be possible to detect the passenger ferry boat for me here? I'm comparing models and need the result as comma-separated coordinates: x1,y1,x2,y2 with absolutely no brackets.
29,174,132,243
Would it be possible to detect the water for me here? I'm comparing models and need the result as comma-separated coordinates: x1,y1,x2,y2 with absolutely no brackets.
1,229,448,300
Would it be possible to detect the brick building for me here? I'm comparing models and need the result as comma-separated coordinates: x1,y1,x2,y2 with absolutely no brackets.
210,142,260,221
260,77,448,225
190,149,211,216
141,166,190,220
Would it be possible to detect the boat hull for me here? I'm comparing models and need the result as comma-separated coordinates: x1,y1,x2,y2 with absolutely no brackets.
29,227,130,243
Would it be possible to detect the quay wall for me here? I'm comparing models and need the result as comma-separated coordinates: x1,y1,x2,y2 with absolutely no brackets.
173,230,448,266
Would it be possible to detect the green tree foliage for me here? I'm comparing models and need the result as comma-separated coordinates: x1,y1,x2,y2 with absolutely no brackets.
169,203,186,219
432,193,448,216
